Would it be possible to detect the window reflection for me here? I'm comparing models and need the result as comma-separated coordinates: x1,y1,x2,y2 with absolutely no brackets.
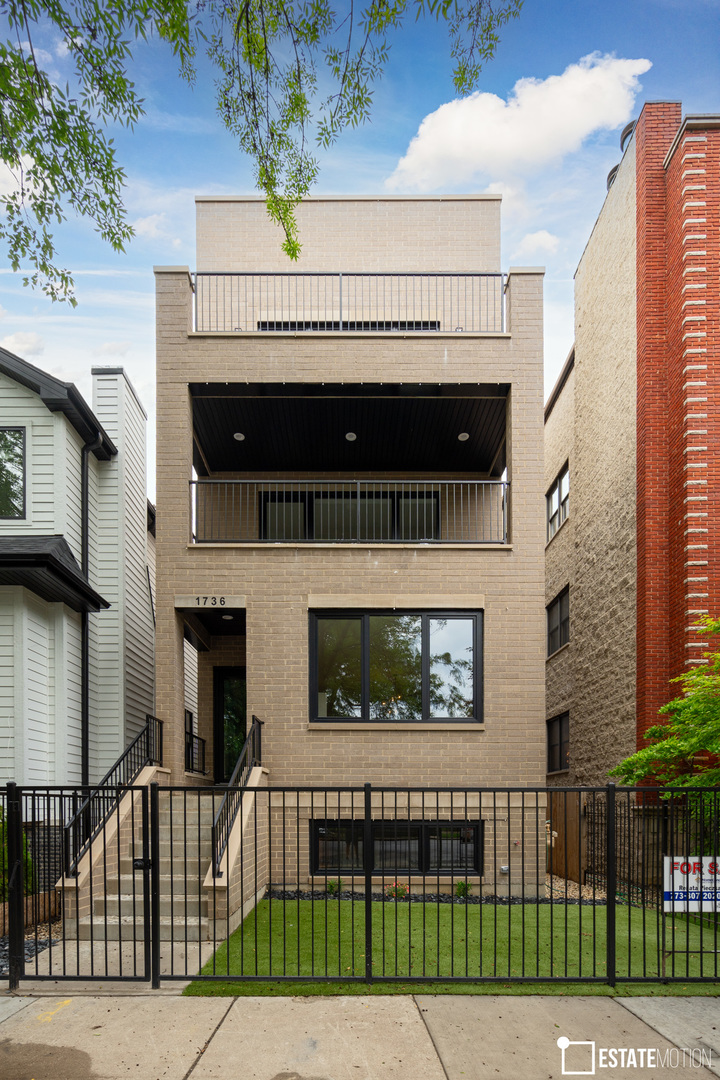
369,615,422,721
429,618,474,718
317,618,362,717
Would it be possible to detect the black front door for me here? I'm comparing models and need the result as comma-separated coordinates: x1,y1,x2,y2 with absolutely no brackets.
213,666,247,783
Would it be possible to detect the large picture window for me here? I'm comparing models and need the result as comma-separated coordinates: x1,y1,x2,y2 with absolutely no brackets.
311,819,483,875
311,610,482,723
0,427,25,519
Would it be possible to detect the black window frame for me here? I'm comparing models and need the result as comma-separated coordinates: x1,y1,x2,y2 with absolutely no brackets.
547,711,570,773
260,490,439,542
0,426,26,520
546,588,569,657
310,609,483,724
546,462,569,541
310,818,484,875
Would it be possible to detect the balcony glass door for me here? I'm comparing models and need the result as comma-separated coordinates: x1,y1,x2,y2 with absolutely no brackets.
213,666,247,783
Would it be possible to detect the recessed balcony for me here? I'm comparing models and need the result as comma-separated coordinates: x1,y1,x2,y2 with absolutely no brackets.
193,272,506,334
189,382,509,545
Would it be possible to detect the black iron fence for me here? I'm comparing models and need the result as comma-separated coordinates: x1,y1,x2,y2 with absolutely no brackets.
1,783,718,989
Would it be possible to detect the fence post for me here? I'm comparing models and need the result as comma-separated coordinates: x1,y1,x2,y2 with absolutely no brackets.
364,783,373,984
605,783,616,988
6,782,25,991
150,782,161,989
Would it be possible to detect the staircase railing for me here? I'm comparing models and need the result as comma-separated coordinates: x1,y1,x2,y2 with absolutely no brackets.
211,716,264,877
63,714,163,876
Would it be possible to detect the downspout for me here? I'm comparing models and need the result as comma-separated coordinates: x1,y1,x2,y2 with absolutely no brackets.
81,433,103,787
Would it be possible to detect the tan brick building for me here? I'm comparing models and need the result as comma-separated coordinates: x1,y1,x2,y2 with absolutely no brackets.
544,103,720,786
154,195,546,802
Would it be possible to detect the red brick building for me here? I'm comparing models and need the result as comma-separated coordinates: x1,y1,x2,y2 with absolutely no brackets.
544,102,720,785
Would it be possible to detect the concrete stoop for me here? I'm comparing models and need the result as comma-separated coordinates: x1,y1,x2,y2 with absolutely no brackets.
73,794,219,944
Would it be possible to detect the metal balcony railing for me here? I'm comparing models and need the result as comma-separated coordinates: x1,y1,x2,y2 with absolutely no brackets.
193,272,505,334
185,730,206,774
190,479,508,544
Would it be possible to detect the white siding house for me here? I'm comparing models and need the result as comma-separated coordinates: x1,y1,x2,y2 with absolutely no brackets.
0,352,155,785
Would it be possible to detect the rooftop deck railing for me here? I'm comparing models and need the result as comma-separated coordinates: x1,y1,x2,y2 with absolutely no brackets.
190,479,508,544
193,272,506,334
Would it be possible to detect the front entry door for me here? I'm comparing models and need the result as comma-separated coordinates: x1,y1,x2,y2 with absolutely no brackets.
213,666,247,783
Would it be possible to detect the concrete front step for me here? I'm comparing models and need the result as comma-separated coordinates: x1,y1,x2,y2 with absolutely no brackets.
117,860,212,881
96,893,208,919
103,874,211,898
77,915,208,942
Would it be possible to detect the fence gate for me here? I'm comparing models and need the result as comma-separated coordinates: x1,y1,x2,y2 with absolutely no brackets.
3,782,153,986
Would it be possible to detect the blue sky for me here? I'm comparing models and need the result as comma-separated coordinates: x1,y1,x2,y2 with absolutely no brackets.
1,0,719,497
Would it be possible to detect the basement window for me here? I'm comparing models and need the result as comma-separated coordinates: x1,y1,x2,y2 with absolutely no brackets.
310,819,483,875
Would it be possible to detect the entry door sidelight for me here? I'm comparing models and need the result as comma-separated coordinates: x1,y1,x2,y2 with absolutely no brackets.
213,666,247,783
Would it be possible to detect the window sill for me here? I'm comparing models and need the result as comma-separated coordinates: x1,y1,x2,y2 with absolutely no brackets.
546,769,570,777
546,641,570,661
308,722,484,731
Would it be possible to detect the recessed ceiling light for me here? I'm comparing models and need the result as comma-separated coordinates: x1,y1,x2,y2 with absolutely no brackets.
458,432,470,442
345,432,357,442
233,432,245,441
222,614,234,621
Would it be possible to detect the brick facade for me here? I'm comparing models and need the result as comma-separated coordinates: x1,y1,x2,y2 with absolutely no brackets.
155,197,546,790
545,103,720,783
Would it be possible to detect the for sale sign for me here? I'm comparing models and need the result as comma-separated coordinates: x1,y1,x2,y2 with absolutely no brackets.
663,856,720,912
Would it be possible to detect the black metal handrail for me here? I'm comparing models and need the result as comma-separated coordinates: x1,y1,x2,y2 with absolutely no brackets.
63,714,163,876
211,716,264,877
185,730,206,774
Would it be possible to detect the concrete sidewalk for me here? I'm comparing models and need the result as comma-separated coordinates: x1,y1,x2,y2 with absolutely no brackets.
1,991,719,1080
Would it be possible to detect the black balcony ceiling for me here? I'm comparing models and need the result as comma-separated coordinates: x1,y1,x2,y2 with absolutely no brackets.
191,383,508,476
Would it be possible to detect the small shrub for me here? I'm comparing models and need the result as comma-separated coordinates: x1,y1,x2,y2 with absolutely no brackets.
455,880,472,900
325,878,343,896
385,880,409,900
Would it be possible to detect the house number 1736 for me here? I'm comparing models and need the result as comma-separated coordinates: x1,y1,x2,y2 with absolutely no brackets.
195,596,226,606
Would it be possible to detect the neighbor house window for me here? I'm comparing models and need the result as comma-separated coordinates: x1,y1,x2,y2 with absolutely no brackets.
547,588,569,656
547,712,569,773
546,463,569,541
310,819,483,875
0,428,25,519
310,611,482,722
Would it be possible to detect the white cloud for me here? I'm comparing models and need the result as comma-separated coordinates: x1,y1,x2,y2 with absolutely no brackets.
95,340,132,357
1,331,45,357
386,53,651,192
511,230,560,262
132,213,167,239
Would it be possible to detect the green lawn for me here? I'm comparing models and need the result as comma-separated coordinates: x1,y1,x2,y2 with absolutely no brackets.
184,898,720,996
